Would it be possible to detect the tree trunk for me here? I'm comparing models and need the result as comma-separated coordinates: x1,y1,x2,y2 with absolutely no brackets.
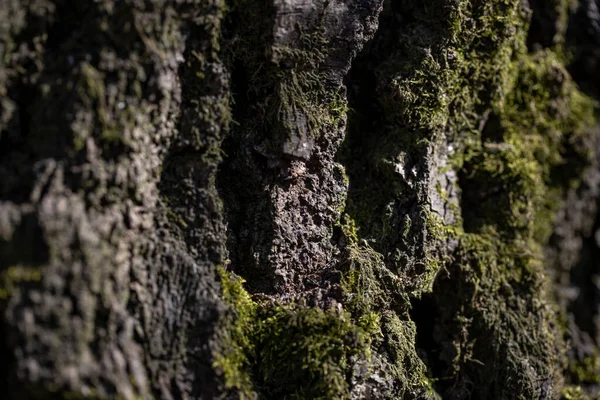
1,0,600,399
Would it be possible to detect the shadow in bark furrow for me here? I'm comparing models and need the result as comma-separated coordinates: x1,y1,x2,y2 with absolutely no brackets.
216,0,280,296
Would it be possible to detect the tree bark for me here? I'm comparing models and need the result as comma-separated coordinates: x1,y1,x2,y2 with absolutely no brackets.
1,0,600,399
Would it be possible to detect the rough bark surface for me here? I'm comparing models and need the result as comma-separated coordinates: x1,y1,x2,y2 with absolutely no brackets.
1,0,600,399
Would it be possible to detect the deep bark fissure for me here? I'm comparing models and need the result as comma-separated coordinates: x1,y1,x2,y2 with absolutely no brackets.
216,0,280,296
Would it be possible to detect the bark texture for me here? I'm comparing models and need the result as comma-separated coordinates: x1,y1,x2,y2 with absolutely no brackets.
1,0,600,399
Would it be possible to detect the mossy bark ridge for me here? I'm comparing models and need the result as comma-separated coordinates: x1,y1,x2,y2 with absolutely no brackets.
1,0,600,399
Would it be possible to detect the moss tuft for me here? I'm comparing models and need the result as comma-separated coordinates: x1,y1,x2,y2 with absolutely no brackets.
338,215,438,398
253,305,368,399
568,354,600,385
0,265,42,300
214,266,256,397
214,266,373,399
562,385,593,400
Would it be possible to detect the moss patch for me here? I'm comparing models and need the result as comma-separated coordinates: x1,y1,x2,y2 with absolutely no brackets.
214,266,373,399
338,215,438,398
223,0,341,160
340,0,597,398
0,265,42,300
214,267,256,396
458,49,595,240
429,229,562,398
562,385,594,400
430,11,596,400
568,354,600,385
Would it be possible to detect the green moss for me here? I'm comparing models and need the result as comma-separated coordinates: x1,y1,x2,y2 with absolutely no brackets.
428,228,563,398
254,305,369,399
426,15,595,397
339,1,539,309
451,15,596,236
447,50,596,395
455,50,595,240
214,266,373,399
562,385,593,400
224,0,346,160
165,209,188,229
568,355,600,385
435,34,595,397
327,90,350,125
214,266,256,397
432,45,596,385
0,265,42,300
336,0,597,397
338,216,437,397
342,239,407,317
